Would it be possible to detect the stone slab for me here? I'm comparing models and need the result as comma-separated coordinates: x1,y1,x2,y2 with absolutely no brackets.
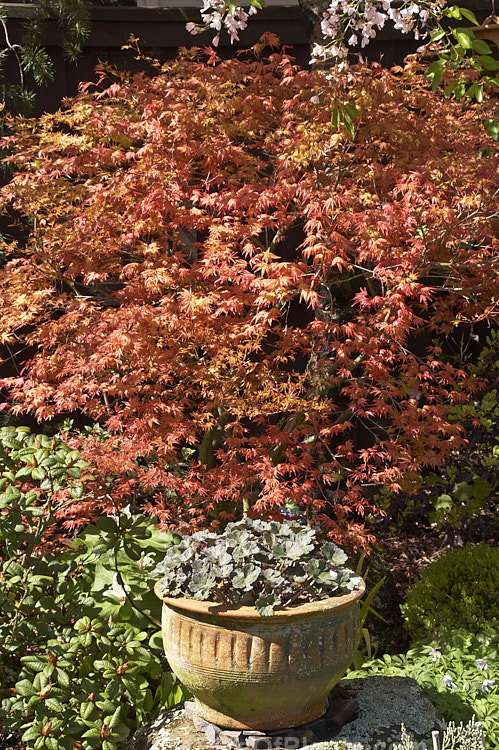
125,676,445,750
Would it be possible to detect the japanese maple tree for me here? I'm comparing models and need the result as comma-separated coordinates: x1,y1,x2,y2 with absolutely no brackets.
186,0,499,121
0,38,497,545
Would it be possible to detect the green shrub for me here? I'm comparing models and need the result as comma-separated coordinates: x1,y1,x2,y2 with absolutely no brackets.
348,629,499,749
0,425,187,750
401,543,499,642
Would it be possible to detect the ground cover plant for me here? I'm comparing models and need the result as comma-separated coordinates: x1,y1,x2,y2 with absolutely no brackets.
0,38,498,549
348,539,499,748
348,628,499,748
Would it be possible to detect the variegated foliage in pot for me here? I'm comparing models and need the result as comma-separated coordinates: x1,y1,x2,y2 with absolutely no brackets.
154,518,365,730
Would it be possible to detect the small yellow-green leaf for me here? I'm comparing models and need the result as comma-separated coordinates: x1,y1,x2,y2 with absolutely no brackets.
446,5,462,19
460,7,478,24
453,28,473,49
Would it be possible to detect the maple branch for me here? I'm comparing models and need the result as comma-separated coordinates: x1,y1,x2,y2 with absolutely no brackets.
351,265,380,297
250,221,299,256
271,411,306,466
2,344,22,376
198,407,231,469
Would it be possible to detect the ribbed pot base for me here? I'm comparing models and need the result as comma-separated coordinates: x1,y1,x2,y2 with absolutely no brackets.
184,690,359,748
194,695,329,730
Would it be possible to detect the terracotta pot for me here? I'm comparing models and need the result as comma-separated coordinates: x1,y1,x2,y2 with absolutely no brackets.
154,580,365,730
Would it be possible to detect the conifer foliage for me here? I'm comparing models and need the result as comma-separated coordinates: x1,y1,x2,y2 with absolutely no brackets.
0,38,497,545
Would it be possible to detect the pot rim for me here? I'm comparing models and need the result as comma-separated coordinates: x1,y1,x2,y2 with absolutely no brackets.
154,578,365,621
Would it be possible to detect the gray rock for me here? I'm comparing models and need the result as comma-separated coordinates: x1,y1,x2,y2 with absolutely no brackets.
183,701,196,720
125,676,444,750
246,737,273,749
219,730,246,747
329,676,445,748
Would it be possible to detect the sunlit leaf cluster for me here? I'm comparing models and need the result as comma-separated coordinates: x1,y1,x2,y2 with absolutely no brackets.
0,40,498,545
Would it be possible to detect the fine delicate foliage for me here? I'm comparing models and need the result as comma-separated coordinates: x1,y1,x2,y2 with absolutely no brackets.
439,717,488,750
154,517,363,614
401,544,499,641
392,719,488,750
392,725,426,750
303,718,488,749
0,45,498,545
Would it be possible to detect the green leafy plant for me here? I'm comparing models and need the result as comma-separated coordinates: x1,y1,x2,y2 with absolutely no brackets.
0,425,188,750
348,629,498,749
428,465,496,532
154,518,363,615
5,618,186,750
422,5,499,120
437,718,488,750
400,544,499,642
347,552,387,670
